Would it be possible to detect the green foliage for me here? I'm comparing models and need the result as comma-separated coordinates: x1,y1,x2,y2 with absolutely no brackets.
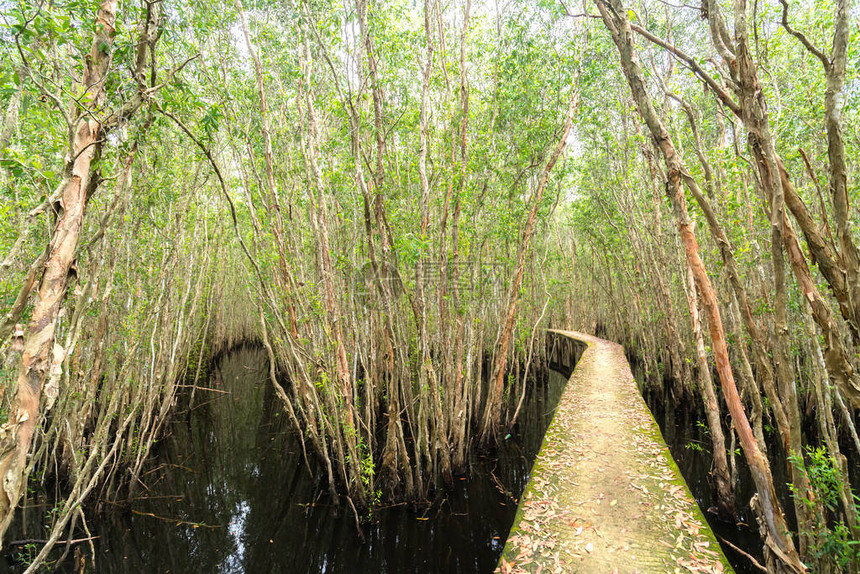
9,542,38,569
788,447,860,570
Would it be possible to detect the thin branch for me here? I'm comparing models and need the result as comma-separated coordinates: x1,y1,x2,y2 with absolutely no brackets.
798,147,839,259
559,0,601,18
156,102,277,318
13,34,72,133
5,536,99,548
778,0,829,68
624,18,742,117
718,536,768,573
653,0,702,10
103,54,199,131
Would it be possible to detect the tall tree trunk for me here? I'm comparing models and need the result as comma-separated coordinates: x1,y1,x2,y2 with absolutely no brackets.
684,262,735,520
298,49,364,505
449,0,471,469
480,88,577,441
236,0,300,339
0,69,22,153
595,2,806,570
701,0,860,412
780,0,860,341
663,93,779,461
697,0,855,558
0,1,119,543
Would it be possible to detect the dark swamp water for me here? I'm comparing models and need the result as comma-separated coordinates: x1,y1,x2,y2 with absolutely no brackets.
636,361,766,574
636,357,860,574
7,338,849,573
3,347,573,573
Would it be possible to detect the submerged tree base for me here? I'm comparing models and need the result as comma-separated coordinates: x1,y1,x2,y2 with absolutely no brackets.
1,346,569,573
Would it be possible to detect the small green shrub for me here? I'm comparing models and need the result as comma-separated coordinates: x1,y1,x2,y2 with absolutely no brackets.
788,446,860,571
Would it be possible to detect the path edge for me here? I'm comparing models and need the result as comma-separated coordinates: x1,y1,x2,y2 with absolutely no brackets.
496,330,735,573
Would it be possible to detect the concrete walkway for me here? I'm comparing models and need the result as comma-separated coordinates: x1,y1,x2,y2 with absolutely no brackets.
497,331,733,574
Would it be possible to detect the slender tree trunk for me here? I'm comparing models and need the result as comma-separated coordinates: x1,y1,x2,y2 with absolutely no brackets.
663,94,782,459
0,70,22,153
236,0,300,339
780,0,860,341
0,1,119,543
299,53,364,505
595,2,805,570
684,262,735,519
703,0,860,412
480,87,577,440
822,0,860,342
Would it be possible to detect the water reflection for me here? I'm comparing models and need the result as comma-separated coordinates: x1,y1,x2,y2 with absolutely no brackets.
3,348,570,573
635,362,766,574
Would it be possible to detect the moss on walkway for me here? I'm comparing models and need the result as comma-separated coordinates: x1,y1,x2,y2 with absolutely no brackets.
497,331,734,574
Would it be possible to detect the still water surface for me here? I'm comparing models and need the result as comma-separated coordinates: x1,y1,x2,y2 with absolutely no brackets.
6,342,784,574
3,348,569,573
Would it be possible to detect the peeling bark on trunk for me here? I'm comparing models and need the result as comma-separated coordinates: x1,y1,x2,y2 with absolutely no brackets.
595,1,806,570
684,263,735,520
780,0,860,343
0,1,118,543
705,0,860,416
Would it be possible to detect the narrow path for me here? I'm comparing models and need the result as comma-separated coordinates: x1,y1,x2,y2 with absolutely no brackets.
498,331,733,573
